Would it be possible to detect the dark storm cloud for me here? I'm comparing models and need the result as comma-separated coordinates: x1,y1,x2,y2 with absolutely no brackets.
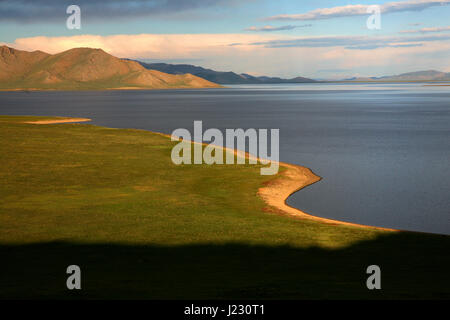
0,0,240,22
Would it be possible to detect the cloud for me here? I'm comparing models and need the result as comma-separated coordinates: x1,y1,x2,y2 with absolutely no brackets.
265,0,450,21
244,24,312,32
233,34,450,50
400,26,450,33
2,33,449,79
0,0,243,22
6,33,446,60
346,43,423,50
1,33,280,59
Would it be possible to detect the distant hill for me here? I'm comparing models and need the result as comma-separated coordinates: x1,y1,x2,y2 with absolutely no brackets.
135,61,316,84
0,46,220,90
345,70,450,82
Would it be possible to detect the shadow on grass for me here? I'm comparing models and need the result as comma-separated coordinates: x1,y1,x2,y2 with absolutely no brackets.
1,231,449,299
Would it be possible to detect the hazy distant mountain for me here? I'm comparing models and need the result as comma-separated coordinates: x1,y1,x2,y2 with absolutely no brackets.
135,61,316,84
345,70,450,82
379,70,450,81
0,46,220,90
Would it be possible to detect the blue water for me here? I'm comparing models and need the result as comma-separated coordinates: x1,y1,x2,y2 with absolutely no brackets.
1,83,449,234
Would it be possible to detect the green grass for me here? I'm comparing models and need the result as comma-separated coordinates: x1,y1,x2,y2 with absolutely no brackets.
0,116,449,299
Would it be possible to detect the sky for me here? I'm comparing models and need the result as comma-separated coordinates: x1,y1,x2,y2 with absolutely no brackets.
0,0,449,79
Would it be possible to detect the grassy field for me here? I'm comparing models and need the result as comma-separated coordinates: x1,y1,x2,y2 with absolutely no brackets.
0,116,449,299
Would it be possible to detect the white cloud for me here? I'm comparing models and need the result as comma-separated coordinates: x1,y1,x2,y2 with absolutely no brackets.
2,34,280,59
235,33,450,50
245,24,311,32
400,26,450,33
2,33,449,78
266,0,450,21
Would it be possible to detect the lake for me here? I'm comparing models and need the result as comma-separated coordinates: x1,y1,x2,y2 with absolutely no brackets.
1,83,449,234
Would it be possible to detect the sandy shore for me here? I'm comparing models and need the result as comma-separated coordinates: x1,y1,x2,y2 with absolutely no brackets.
24,118,91,124
259,162,396,231
167,132,397,231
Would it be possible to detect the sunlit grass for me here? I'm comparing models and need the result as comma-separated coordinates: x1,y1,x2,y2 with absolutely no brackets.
1,116,448,299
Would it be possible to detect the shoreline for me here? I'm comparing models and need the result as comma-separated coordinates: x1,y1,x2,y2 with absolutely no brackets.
22,116,396,232
0,86,224,92
165,132,398,232
259,162,397,231
23,118,92,124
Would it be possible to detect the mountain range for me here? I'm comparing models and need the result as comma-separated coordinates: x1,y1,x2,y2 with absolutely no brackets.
134,61,450,84
1,45,448,90
344,70,450,82
0,46,220,90
134,61,316,84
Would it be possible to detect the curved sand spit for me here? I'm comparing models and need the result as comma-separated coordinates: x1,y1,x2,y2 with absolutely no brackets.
24,118,91,124
259,162,397,231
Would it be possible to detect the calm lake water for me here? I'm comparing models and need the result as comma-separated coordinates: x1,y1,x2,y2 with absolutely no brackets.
1,83,449,234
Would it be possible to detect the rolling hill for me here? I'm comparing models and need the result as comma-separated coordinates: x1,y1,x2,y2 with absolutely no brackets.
0,46,220,90
135,61,316,84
